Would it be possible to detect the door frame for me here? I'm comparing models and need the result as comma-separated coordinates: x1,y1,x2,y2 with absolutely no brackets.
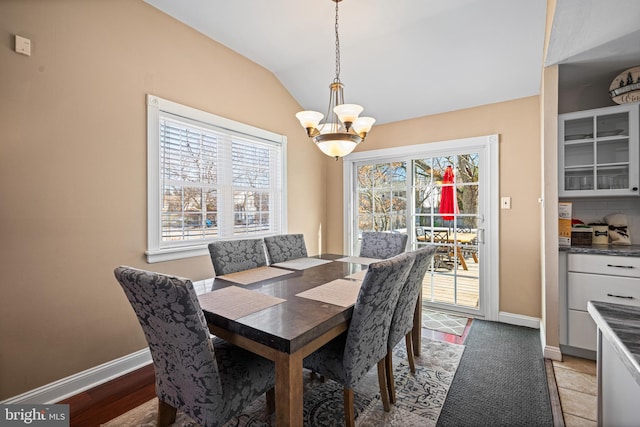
342,134,500,321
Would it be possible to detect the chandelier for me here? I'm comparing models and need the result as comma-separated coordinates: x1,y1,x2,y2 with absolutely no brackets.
295,0,375,160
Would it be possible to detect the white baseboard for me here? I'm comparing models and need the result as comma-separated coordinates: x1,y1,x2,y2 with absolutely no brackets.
498,311,540,329
1,348,152,405
543,345,563,361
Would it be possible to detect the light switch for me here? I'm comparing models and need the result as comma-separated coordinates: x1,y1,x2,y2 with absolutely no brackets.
501,196,511,209
15,35,31,56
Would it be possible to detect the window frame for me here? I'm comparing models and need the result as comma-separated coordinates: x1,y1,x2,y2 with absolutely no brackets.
146,94,287,263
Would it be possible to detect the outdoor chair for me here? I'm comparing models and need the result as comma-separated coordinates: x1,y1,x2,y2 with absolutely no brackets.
302,252,415,427
385,245,437,403
208,238,268,275
461,235,479,263
359,231,408,259
113,266,275,427
264,233,308,264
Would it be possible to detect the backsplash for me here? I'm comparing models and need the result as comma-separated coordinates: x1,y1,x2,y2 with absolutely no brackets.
561,197,640,244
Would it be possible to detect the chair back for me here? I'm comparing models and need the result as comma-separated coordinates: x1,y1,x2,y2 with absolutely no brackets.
342,251,415,386
208,238,268,275
264,233,308,264
113,266,223,422
388,245,437,349
359,231,408,259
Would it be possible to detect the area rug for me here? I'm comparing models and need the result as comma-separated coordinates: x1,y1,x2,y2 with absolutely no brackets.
422,309,469,336
102,337,464,427
437,320,553,426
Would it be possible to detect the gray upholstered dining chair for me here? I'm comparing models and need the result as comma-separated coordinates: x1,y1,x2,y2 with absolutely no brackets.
359,231,408,259
264,233,308,264
114,266,275,427
385,245,438,404
302,252,416,427
208,238,268,275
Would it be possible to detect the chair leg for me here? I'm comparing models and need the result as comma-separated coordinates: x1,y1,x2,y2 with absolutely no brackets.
376,359,391,412
343,387,355,427
385,352,397,404
405,333,416,373
266,387,275,415
157,399,177,427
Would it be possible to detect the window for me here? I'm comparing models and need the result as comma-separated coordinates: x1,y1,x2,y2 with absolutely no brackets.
146,95,287,263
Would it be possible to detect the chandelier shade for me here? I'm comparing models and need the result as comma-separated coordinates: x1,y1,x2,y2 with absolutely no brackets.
295,0,375,160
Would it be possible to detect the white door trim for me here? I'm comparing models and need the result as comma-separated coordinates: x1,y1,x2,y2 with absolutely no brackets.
342,134,500,321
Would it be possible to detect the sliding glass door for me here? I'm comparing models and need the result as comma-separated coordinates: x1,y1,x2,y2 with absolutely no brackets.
354,162,407,251
412,153,480,312
345,135,498,319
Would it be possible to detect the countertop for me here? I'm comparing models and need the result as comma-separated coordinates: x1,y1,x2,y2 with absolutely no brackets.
559,244,640,257
587,301,640,386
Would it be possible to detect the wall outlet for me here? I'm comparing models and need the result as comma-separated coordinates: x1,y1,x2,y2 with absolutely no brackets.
501,196,511,209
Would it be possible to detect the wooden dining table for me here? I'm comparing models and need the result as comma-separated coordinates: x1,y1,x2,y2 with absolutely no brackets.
198,253,423,426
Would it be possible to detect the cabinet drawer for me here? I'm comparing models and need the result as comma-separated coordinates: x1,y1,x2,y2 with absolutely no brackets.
568,254,640,278
568,309,597,351
568,272,640,310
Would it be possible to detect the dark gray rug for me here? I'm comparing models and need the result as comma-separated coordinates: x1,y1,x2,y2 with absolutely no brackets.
437,320,553,427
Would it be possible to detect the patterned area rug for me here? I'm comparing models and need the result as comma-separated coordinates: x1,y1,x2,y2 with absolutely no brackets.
102,338,464,427
422,309,469,336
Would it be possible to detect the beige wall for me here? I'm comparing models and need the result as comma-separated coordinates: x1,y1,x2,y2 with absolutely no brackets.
325,98,543,317
541,0,561,356
0,0,326,399
0,0,546,400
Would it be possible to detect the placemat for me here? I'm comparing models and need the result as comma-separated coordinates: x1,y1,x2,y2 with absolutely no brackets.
272,257,333,270
198,286,285,320
345,269,368,281
218,266,294,285
335,256,381,265
296,279,362,307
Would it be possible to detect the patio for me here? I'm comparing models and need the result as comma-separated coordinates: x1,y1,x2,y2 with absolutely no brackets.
422,247,480,309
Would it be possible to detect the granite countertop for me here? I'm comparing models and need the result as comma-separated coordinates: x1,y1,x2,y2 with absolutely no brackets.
560,244,640,256
587,301,640,386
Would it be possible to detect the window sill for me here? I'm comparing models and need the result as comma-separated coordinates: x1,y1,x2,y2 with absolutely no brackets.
145,245,210,263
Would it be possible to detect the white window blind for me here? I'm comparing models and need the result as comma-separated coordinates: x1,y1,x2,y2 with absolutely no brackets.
146,95,287,263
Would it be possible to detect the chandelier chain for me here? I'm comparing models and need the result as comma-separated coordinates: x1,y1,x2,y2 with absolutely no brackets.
334,0,340,82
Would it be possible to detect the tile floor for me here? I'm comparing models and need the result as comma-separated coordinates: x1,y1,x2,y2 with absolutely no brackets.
553,355,597,427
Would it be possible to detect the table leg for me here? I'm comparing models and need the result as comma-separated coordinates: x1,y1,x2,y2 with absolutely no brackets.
275,350,304,426
412,288,422,356
456,247,468,270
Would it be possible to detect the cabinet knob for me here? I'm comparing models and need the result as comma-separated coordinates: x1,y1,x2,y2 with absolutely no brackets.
633,187,638,191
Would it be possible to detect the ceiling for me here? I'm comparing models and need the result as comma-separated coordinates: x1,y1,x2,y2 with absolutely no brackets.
144,0,640,125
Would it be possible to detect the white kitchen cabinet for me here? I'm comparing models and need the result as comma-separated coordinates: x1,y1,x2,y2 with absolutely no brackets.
559,103,639,197
599,331,640,427
588,301,640,427
566,254,640,352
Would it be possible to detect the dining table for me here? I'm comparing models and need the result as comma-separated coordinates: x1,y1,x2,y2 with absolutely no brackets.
197,253,423,426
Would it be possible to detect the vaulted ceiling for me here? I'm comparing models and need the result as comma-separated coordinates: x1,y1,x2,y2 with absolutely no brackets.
144,0,640,124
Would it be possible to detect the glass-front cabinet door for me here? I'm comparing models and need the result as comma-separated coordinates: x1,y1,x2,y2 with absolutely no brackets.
559,103,639,197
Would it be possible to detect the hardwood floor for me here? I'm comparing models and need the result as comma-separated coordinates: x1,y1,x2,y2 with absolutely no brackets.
58,364,156,427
